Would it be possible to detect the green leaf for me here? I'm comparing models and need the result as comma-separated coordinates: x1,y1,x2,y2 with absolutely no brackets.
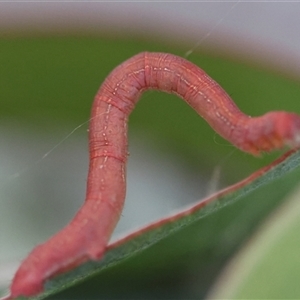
11,148,300,300
206,177,300,299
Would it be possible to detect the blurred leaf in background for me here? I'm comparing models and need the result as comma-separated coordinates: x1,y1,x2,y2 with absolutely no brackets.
1,30,300,299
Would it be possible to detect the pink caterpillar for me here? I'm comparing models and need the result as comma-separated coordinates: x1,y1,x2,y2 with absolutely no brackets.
7,52,300,298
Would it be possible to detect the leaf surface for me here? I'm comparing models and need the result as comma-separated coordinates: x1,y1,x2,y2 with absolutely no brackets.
21,149,300,300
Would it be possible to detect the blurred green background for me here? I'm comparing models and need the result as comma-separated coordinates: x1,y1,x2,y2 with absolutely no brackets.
1,22,300,300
